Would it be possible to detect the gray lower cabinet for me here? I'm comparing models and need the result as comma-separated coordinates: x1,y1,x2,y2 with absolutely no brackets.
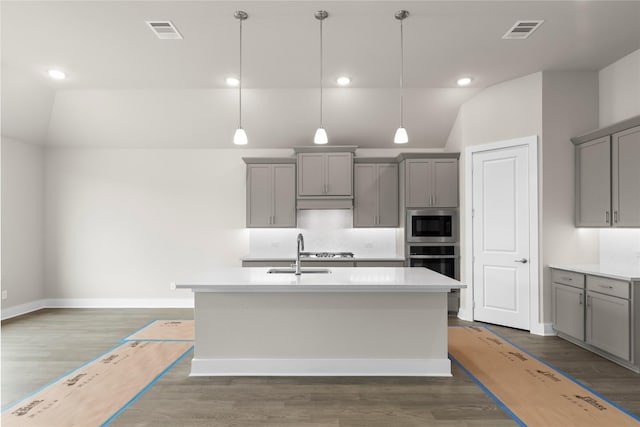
246,163,296,228
243,260,404,268
552,269,585,341
405,158,458,208
585,275,631,361
354,260,405,267
354,163,399,227
551,268,638,372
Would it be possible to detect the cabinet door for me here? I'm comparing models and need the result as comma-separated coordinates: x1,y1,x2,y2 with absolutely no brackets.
405,160,432,207
325,153,353,196
552,283,584,341
586,291,630,361
612,126,640,227
576,136,611,226
247,164,273,227
272,164,296,227
353,164,377,227
432,159,458,207
377,164,399,226
297,153,325,196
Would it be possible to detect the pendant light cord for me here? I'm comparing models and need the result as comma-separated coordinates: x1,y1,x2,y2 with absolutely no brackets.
239,16,243,129
399,17,404,128
319,16,324,128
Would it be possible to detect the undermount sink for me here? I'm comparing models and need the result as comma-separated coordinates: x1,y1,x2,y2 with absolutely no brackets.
267,268,332,274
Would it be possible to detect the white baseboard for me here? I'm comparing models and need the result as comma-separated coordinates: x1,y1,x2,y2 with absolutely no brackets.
1,299,47,321
1,297,194,320
530,322,555,336
45,297,194,309
190,358,452,377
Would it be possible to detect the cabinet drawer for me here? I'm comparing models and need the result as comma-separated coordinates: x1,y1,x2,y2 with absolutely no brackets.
551,269,585,288
586,275,629,299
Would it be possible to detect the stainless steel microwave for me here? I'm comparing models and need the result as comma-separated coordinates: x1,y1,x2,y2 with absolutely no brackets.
406,209,458,243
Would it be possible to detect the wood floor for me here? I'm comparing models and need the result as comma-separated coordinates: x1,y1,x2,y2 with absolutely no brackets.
2,308,639,426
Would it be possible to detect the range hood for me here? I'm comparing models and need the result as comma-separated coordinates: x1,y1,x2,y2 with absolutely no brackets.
297,198,353,210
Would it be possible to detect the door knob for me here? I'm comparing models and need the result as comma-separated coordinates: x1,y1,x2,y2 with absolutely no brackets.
515,258,528,263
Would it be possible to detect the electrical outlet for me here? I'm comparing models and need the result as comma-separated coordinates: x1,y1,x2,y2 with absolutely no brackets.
1,290,7,300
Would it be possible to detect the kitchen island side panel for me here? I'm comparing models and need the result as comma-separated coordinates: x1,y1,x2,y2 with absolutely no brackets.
192,292,449,375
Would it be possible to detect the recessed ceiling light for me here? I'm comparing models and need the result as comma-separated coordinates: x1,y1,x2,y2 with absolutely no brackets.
226,77,240,86
336,76,351,86
48,69,67,80
457,77,472,86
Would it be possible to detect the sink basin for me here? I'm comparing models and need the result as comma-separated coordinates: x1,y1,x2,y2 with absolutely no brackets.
267,268,331,274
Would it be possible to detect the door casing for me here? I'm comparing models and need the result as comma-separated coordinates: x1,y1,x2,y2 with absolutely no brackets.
461,135,542,334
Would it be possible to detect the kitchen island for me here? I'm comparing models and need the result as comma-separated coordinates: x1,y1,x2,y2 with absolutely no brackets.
174,267,465,376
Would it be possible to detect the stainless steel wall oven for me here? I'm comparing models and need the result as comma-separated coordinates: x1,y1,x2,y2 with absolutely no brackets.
407,244,459,280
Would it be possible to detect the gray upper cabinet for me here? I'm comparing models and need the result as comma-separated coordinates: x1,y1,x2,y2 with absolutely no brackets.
246,163,296,228
575,136,611,226
297,152,353,197
612,125,640,226
354,163,399,227
405,158,458,208
573,117,640,227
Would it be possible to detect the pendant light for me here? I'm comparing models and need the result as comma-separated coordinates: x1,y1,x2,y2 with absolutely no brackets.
233,10,248,145
394,10,409,144
314,10,329,145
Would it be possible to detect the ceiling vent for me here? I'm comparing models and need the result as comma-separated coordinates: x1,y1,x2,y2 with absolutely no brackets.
502,20,544,39
146,21,183,40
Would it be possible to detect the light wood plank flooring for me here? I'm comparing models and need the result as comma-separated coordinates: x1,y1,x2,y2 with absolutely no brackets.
2,308,639,426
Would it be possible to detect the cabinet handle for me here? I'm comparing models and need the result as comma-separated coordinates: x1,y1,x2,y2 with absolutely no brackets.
586,295,591,307
614,211,618,223
598,284,614,290
514,258,528,263
579,293,583,305
561,276,573,281
606,211,610,223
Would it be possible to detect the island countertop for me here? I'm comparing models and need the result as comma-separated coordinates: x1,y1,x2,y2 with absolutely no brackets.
174,267,465,293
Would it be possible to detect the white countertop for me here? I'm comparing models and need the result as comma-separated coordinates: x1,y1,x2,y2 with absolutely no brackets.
549,264,640,282
174,267,465,293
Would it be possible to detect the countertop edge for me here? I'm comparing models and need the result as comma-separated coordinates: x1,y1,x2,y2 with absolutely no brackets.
549,264,640,282
174,284,465,293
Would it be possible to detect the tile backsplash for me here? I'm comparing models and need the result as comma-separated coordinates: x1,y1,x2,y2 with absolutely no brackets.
249,210,401,258
600,228,640,270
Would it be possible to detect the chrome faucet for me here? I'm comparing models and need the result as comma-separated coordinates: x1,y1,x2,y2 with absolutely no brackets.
295,233,305,275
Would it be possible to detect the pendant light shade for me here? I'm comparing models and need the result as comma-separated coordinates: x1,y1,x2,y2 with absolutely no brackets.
314,127,328,145
394,10,409,144
233,128,248,145
314,10,329,144
233,10,248,145
394,127,408,144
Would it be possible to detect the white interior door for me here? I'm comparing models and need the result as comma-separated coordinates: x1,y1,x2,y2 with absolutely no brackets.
472,144,530,330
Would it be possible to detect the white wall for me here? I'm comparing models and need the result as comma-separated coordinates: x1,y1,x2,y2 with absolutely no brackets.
445,72,543,322
1,137,45,310
598,48,640,267
44,147,290,300
599,49,640,127
540,71,599,321
1,66,55,145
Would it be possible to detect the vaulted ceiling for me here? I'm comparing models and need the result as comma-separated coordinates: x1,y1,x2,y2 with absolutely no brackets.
2,1,639,148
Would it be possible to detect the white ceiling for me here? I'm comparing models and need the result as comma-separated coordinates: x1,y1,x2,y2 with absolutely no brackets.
2,1,639,149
